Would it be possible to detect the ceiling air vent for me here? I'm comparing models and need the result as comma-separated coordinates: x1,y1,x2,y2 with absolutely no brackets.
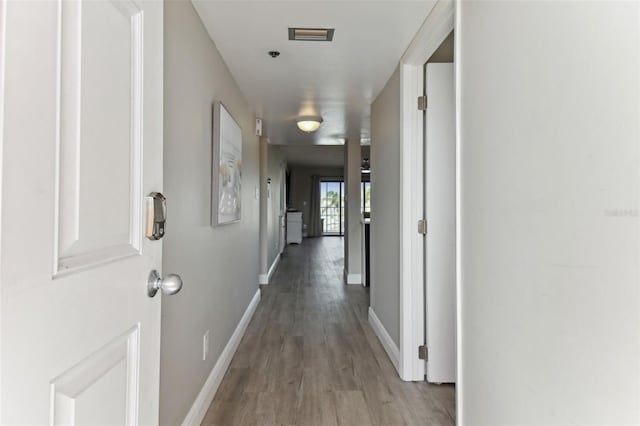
288,27,335,42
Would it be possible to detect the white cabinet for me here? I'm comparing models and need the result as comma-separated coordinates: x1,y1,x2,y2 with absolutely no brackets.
286,212,303,244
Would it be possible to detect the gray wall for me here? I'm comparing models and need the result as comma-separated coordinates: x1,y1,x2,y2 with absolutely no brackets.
289,166,344,231
161,2,260,425
266,144,284,267
344,138,362,280
459,2,639,424
370,66,400,346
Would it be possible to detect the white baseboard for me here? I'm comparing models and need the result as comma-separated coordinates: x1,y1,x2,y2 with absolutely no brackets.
181,289,261,426
258,253,281,285
368,307,400,373
346,273,362,285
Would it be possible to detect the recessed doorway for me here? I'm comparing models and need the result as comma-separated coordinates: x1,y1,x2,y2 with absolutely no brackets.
320,180,345,236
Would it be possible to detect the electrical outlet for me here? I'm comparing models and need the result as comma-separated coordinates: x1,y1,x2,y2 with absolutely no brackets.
203,330,210,361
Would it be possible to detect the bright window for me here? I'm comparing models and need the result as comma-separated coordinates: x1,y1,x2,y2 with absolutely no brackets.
320,181,344,235
361,181,371,214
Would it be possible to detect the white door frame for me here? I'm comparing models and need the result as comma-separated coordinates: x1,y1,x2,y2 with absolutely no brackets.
398,0,454,382
0,2,6,421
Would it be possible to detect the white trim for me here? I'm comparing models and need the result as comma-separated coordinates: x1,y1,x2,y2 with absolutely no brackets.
368,307,400,372
454,0,464,422
399,62,425,382
258,253,280,285
0,2,6,422
401,0,455,66
346,273,362,285
181,289,261,426
398,0,455,382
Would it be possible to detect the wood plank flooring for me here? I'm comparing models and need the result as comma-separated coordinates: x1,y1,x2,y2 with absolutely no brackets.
202,237,455,426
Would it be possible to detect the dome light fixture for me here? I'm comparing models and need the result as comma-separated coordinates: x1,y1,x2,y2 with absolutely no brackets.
296,115,323,133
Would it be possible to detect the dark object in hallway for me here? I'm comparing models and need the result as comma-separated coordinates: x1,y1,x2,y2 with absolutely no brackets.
364,221,370,287
202,237,454,425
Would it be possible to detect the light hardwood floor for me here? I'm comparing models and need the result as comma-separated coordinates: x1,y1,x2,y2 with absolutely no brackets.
202,237,455,426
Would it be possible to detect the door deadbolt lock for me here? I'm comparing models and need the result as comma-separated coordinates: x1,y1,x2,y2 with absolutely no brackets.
146,192,166,240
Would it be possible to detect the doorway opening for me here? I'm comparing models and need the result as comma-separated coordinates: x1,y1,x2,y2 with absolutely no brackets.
319,179,371,237
422,30,455,385
361,180,371,217
320,180,345,236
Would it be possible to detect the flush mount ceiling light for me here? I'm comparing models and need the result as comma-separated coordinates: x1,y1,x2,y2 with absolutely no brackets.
288,27,335,42
296,115,323,133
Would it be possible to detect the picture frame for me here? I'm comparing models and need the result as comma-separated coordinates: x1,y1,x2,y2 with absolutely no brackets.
211,102,242,225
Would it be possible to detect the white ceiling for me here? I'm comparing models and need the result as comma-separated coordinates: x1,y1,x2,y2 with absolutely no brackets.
192,0,436,146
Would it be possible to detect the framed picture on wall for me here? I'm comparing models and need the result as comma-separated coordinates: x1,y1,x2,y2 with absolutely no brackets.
211,102,242,225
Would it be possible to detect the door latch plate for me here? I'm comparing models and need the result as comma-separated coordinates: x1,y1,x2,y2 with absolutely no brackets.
419,345,428,360
418,219,427,235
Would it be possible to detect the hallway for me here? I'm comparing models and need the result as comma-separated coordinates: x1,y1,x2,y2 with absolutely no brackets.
202,237,455,425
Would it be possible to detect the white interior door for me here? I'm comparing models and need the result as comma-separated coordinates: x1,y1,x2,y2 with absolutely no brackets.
424,62,456,383
1,0,165,424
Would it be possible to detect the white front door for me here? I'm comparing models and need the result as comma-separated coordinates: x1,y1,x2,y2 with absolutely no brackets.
1,0,166,424
424,62,456,383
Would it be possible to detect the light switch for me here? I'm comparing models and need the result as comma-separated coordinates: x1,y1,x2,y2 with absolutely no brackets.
203,330,210,361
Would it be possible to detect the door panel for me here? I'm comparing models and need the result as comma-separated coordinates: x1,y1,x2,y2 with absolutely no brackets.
425,63,456,383
51,326,139,425
1,1,164,424
57,0,143,272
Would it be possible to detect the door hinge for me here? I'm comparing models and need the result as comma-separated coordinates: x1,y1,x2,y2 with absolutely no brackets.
419,345,428,360
418,219,427,235
417,95,428,111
